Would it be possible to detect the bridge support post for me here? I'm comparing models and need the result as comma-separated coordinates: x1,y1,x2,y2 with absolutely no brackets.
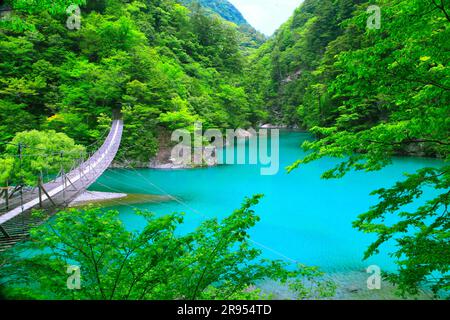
5,184,8,210
61,168,66,205
0,225,11,239
38,176,43,208
8,185,21,200
65,175,77,191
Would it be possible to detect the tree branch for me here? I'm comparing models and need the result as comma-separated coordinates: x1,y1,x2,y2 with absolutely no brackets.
432,0,450,23
367,138,450,147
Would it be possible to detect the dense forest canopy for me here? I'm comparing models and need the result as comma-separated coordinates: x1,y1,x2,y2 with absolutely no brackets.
0,0,449,299
0,0,268,166
179,0,267,51
0,196,335,300
179,0,247,26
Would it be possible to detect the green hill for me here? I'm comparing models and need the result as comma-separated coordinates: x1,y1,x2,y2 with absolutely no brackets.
179,0,266,51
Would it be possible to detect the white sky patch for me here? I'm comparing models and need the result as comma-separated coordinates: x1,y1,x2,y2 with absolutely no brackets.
228,0,303,35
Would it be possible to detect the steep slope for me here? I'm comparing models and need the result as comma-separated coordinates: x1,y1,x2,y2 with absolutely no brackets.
0,0,260,163
179,0,266,51
179,0,247,25
247,0,450,297
246,0,365,125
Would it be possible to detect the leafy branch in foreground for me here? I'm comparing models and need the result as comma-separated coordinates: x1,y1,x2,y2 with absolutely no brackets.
354,167,450,298
0,195,335,300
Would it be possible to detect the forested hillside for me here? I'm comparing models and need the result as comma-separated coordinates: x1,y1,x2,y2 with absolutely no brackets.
248,0,449,296
0,0,449,300
180,0,266,51
0,0,267,164
246,0,366,126
179,0,247,25
249,0,449,138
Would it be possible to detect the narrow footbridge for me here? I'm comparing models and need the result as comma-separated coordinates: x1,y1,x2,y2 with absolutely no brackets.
0,119,123,250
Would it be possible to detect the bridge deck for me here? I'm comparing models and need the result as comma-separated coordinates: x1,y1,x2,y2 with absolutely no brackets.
0,119,123,250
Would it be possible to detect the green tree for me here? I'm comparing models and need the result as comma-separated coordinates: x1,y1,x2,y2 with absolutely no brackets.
285,0,450,298
0,157,14,186
1,0,258,163
0,196,335,300
9,0,86,14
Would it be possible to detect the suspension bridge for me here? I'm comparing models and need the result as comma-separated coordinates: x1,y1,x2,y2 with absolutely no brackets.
0,118,123,251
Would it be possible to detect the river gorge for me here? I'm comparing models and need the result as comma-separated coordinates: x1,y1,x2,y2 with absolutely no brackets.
88,131,443,299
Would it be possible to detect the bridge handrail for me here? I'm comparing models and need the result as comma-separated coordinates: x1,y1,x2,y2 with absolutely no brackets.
0,119,123,226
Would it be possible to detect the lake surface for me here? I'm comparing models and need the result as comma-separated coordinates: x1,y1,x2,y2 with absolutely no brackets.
91,131,442,276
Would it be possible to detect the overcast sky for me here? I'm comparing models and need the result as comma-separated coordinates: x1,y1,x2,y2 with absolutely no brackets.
228,0,303,35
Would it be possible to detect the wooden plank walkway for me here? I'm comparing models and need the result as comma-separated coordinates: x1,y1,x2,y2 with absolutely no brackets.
0,119,123,250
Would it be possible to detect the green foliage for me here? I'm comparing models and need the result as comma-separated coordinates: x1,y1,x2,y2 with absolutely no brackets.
0,0,261,166
247,0,366,126
0,196,335,300
4,0,448,301
0,157,14,186
180,0,248,26
249,0,450,298
1,130,85,186
159,106,201,130
354,167,450,298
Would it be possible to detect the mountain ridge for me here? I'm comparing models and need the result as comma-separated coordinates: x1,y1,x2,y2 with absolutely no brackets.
179,0,248,26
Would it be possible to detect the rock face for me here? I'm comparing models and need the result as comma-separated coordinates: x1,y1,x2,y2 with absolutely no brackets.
149,145,219,169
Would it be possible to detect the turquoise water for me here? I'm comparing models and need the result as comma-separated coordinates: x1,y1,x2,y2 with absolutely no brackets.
90,131,443,273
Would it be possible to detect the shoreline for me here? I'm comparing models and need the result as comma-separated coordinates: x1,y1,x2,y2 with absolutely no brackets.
115,128,443,170
69,191,172,208
69,191,128,207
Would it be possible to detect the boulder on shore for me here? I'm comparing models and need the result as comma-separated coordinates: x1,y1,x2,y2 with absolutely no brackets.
234,128,254,138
